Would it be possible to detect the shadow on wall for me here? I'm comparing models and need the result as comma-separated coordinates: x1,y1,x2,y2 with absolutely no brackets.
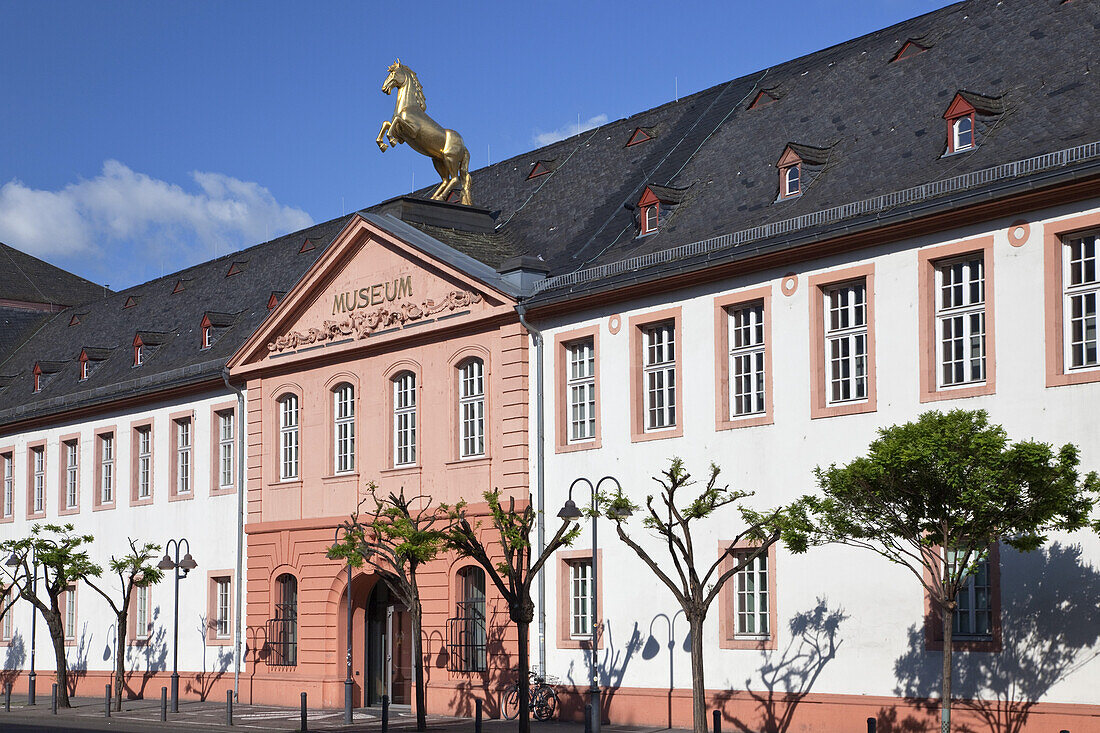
718,598,848,733
186,615,232,701
445,604,511,719
886,542,1100,733
66,623,91,697
124,606,168,700
2,632,26,690
561,620,643,723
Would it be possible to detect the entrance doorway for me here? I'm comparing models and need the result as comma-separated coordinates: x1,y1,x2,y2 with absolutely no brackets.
365,581,412,706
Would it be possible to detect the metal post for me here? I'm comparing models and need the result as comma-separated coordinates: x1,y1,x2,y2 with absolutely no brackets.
51,683,56,714
590,488,599,733
105,684,111,717
475,698,483,733
584,703,593,733
382,694,389,732
300,692,308,732
160,687,167,722
227,688,234,726
336,526,353,725
28,551,37,707
5,682,10,711
713,709,721,733
160,537,194,714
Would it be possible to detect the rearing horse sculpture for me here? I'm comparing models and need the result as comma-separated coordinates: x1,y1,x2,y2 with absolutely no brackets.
377,61,473,205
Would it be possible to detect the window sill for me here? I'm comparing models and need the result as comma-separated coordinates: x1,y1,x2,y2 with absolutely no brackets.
716,413,774,431
168,491,195,503
209,487,236,497
810,397,876,420
322,472,359,482
0,515,13,524
557,635,603,650
269,480,302,490
927,637,1000,653
92,502,117,512
27,512,46,521
445,456,491,467
1047,364,1100,388
58,506,80,516
206,635,233,647
630,425,684,443
380,465,421,476
921,381,995,403
721,635,777,651
130,496,154,507
555,438,602,454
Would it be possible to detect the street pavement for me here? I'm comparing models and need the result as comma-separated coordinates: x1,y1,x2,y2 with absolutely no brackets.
0,696,689,733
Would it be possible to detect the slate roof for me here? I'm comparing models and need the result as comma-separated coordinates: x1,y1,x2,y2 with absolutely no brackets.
0,242,107,307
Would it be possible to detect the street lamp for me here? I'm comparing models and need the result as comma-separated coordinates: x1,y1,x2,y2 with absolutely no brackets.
334,525,354,725
157,538,197,713
557,476,631,733
5,548,37,705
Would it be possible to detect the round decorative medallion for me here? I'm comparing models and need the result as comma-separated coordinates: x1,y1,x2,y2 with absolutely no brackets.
1007,219,1030,248
608,314,622,335
780,272,799,296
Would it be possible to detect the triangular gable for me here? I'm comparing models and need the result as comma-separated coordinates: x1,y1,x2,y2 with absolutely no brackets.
527,160,554,179
943,93,976,120
637,186,661,208
299,238,315,254
69,314,82,326
891,39,929,62
267,291,284,310
172,278,191,294
777,146,803,168
123,296,138,308
748,89,778,110
226,261,246,277
228,215,517,373
626,128,652,147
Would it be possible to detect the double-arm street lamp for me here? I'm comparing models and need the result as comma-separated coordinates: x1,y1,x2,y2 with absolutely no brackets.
334,525,354,725
5,547,38,705
157,538,197,713
557,476,632,733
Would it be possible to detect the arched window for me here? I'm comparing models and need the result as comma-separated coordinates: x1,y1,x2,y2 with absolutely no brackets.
393,372,417,466
333,383,355,474
278,394,299,480
642,204,659,235
455,566,486,672
783,164,801,197
271,573,298,666
458,359,485,458
952,116,974,152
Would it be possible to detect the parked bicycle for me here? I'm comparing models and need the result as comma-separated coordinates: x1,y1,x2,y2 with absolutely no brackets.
502,669,560,721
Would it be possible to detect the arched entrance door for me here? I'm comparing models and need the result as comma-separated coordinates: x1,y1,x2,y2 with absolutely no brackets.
365,582,412,706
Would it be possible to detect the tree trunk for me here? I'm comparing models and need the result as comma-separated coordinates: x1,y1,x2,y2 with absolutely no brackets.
114,609,127,711
45,612,70,708
410,599,426,732
517,620,530,733
688,614,707,733
940,606,953,733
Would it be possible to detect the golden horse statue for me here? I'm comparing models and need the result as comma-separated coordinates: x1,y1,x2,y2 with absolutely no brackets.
377,61,472,205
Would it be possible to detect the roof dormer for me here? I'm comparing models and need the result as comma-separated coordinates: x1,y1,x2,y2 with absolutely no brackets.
298,238,315,254
634,184,689,237
943,90,1005,155
748,88,780,110
200,311,236,350
78,347,111,381
172,278,192,294
123,295,139,309
891,38,930,63
226,260,248,277
32,360,65,393
626,127,655,147
527,160,555,180
267,291,285,311
775,142,830,201
132,331,169,367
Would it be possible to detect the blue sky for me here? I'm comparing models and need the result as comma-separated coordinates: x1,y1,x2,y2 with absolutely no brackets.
0,0,954,290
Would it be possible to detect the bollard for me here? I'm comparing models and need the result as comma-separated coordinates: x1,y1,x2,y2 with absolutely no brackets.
584,703,593,733
300,691,308,732
867,717,876,733
105,684,112,717
27,675,35,707
51,683,57,714
382,694,389,732
475,698,483,733
161,686,167,722
713,709,722,733
227,688,234,726
5,683,10,712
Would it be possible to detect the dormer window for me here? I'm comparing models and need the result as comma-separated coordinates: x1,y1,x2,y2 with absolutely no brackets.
134,342,144,366
202,324,213,349
80,358,89,381
775,143,828,202
943,91,1004,155
635,184,687,237
33,367,41,393
642,204,659,235
782,164,801,198
951,115,974,152
199,312,234,350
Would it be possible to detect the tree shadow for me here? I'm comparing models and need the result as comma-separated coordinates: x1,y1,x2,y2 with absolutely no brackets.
124,606,168,700
445,604,510,719
561,620,643,723
892,542,1100,733
185,614,232,701
66,623,91,697
2,632,26,691
717,597,848,733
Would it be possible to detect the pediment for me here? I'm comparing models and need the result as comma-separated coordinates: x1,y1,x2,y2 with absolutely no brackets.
230,215,514,372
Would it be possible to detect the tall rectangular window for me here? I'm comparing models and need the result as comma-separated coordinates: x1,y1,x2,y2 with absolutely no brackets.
643,323,676,431
1064,233,1098,370
279,396,299,481
136,427,152,499
459,360,485,458
31,447,45,514
218,411,235,489
2,453,13,518
734,551,770,638
950,549,993,639
136,585,149,640
1,587,13,640
333,385,355,474
215,577,231,639
64,586,76,640
99,434,114,504
569,560,593,639
175,418,191,494
728,303,766,417
567,340,596,443
936,256,986,386
64,441,79,509
393,373,417,466
824,281,868,404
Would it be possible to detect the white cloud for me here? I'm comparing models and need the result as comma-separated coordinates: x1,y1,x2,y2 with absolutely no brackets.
533,114,609,146
0,160,313,267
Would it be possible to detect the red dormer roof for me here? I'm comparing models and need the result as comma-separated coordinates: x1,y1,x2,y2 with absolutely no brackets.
748,89,779,110
123,295,138,308
626,127,653,147
298,238,315,254
891,39,929,63
637,186,661,209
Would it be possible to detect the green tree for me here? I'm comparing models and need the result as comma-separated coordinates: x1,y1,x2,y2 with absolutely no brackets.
599,458,808,733
0,524,103,707
807,409,1097,733
84,539,163,711
328,485,446,732
444,490,579,733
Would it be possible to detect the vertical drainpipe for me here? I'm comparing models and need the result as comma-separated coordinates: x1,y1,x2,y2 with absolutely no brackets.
515,303,546,675
222,368,246,702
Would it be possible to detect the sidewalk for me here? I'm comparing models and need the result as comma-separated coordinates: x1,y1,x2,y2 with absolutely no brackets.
0,695,690,733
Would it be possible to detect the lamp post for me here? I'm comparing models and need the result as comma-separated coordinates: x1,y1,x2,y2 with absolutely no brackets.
557,475,630,733
5,548,37,705
157,539,197,713
334,526,354,725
